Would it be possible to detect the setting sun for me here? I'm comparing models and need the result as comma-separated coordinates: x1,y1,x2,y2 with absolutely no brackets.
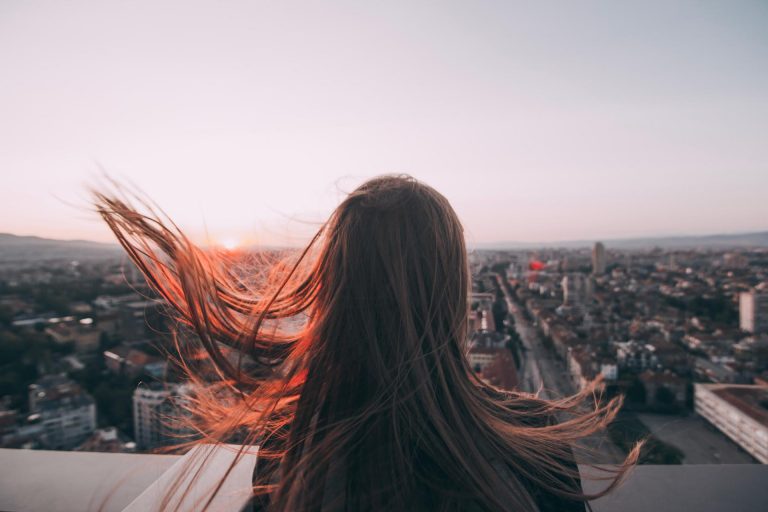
219,237,240,250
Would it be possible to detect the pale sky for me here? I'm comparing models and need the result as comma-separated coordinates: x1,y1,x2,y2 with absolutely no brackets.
1,1,767,247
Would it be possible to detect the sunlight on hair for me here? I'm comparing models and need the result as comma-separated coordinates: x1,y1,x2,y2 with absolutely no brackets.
90,174,641,512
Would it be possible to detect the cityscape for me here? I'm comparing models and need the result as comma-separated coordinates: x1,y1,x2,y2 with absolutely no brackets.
1,233,767,470
1,1,767,509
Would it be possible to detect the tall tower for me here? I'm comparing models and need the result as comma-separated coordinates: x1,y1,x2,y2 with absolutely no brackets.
592,242,606,275
562,274,586,308
133,386,170,450
133,384,192,450
740,289,768,333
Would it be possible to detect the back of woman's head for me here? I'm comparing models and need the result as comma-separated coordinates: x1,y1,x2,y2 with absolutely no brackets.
306,176,472,418
93,174,639,512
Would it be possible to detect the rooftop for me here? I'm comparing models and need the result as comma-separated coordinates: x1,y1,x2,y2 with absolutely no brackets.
702,383,768,425
713,386,768,425
0,447,766,511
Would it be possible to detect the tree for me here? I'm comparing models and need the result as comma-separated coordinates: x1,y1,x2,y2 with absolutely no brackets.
626,378,646,405
655,386,676,406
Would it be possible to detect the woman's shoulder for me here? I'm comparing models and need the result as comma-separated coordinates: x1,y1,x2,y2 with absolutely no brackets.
478,385,587,512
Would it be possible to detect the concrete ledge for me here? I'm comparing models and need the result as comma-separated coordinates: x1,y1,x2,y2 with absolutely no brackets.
0,448,180,512
584,464,768,512
1,448,766,511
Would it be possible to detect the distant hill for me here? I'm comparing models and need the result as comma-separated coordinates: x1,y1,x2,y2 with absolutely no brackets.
474,231,768,250
0,233,122,262
3,229,768,262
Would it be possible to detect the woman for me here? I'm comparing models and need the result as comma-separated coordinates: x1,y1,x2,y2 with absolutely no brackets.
94,175,639,511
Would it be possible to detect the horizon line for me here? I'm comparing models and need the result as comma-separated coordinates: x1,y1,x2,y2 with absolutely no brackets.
3,227,768,250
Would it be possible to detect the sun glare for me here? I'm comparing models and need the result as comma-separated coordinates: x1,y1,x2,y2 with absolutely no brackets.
220,237,240,250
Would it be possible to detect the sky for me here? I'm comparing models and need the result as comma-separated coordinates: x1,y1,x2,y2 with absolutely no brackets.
1,0,767,247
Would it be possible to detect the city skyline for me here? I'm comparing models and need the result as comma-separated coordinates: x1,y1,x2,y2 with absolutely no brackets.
3,226,768,251
2,1,767,246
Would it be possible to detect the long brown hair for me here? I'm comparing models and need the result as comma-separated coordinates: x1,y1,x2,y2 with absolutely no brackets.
93,174,639,511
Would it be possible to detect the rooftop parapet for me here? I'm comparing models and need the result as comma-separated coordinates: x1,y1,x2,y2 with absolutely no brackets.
0,447,766,511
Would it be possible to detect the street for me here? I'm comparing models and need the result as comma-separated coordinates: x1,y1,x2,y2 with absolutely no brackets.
495,274,626,463
494,274,573,399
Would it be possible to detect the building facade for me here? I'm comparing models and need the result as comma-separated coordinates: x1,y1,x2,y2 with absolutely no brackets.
695,383,768,463
562,273,587,309
133,384,192,450
592,242,606,275
28,375,96,449
740,290,768,333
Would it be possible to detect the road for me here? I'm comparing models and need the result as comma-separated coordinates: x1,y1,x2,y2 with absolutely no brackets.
494,274,572,399
495,274,625,463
